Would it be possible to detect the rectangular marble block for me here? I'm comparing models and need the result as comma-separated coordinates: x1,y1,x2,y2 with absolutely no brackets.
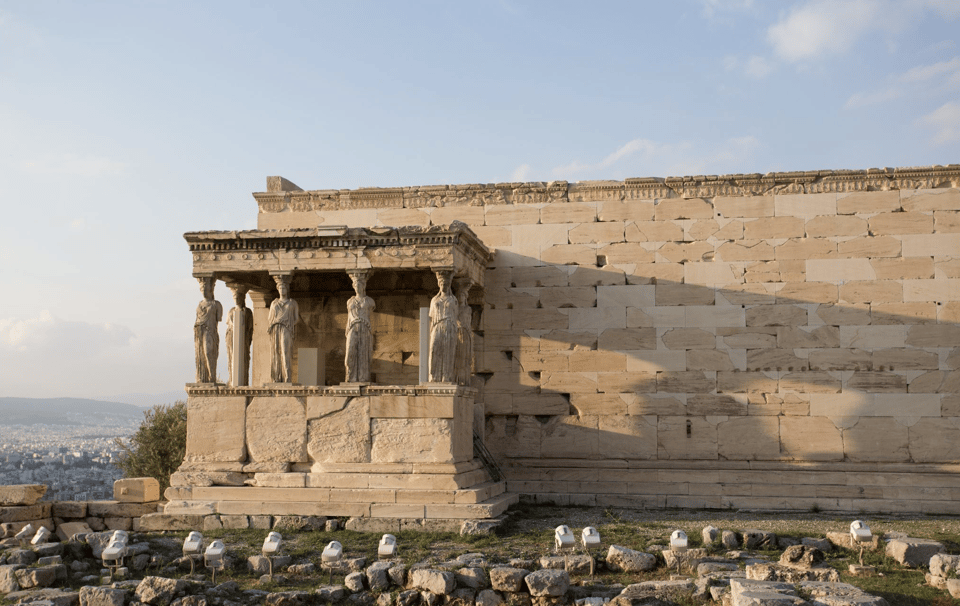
185,396,247,463
369,394,457,418
808,393,941,417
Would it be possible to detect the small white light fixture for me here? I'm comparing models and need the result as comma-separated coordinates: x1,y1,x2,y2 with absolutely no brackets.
554,525,575,553
850,520,872,544
102,530,129,582
31,526,52,545
321,540,344,583
262,531,282,556
322,540,343,565
581,527,601,549
850,520,873,566
378,534,397,559
102,530,129,562
204,539,226,583
262,531,282,578
670,530,688,552
183,531,204,574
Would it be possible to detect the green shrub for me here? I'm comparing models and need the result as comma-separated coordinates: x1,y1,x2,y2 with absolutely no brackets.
114,401,187,493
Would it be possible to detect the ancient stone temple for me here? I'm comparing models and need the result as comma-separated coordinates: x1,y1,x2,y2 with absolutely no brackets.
172,165,960,520
170,220,514,528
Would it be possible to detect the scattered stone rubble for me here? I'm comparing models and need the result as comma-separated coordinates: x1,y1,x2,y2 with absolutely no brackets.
4,513,943,606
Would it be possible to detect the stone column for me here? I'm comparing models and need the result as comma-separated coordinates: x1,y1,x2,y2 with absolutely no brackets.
428,269,458,383
193,274,222,384
454,278,474,386
226,283,253,387
267,272,300,384
344,269,375,383
248,289,276,387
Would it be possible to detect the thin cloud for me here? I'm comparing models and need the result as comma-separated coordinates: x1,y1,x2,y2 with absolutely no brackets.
845,88,903,109
918,101,960,144
903,57,960,82
767,0,880,62
768,0,959,63
701,0,754,19
845,56,960,109
0,311,134,352
744,56,774,78
510,163,532,182
721,54,776,79
553,136,761,180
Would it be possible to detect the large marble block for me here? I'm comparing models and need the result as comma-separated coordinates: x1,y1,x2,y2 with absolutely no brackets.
307,396,371,464
246,396,307,463
185,396,247,463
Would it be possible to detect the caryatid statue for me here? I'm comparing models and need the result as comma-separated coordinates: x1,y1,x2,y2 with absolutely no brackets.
268,274,300,383
225,284,254,387
429,270,458,383
345,270,375,383
455,279,474,385
193,276,222,383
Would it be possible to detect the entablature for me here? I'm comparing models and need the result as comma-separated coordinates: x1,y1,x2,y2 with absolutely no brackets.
184,222,492,288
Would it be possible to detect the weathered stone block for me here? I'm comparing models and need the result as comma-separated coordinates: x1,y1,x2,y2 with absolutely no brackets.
371,418,455,464
779,417,843,461
186,396,247,463
114,477,160,503
714,195,774,218
524,569,570,597
0,485,46,506
886,538,944,568
410,569,456,595
718,417,780,460
606,545,656,572
246,396,307,463
489,567,528,592
655,198,713,220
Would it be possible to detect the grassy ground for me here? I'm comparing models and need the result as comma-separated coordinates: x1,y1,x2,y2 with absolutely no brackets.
188,505,960,604
6,505,960,605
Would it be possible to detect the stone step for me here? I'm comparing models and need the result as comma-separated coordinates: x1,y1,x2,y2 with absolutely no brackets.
165,490,518,520
190,480,505,505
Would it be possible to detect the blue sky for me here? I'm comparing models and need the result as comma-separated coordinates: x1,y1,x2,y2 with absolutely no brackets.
1,0,958,399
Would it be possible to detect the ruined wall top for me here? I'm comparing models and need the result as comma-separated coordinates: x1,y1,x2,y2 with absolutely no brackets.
254,165,960,213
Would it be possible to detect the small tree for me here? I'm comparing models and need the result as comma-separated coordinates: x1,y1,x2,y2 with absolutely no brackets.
114,401,187,494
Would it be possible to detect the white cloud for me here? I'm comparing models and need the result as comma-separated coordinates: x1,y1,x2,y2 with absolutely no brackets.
510,163,532,181
767,0,881,62
768,0,959,63
844,88,903,109
552,136,762,180
21,154,126,177
902,57,960,82
721,54,776,79
744,55,774,78
701,0,754,19
553,138,659,179
0,311,192,399
918,101,960,144
0,311,134,353
845,56,960,108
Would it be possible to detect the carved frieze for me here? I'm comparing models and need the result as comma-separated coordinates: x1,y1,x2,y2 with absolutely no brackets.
253,165,960,213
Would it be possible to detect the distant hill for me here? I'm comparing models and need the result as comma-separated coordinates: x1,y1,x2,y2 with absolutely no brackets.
99,391,186,408
0,397,146,426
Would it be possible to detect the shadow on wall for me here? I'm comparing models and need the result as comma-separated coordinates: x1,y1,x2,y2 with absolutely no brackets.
474,258,960,468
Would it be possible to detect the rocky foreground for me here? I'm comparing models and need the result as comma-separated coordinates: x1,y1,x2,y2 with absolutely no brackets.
5,518,958,606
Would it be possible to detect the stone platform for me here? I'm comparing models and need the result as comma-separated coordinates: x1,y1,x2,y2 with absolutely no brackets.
167,383,517,526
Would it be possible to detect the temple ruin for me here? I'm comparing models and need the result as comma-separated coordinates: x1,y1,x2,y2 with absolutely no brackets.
168,165,960,525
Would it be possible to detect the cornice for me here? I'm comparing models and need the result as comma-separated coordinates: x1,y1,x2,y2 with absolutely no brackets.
253,164,960,212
